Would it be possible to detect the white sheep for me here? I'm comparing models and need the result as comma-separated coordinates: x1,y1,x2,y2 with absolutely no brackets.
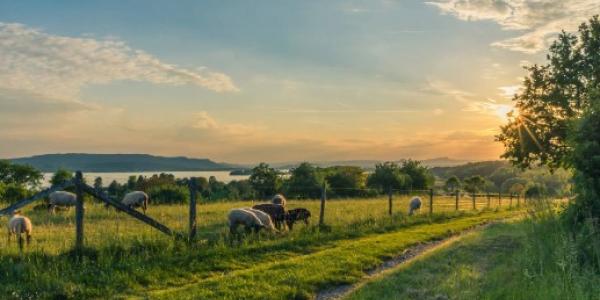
7,210,32,248
408,196,422,216
243,208,277,232
271,194,287,206
48,191,77,213
122,191,149,214
228,208,265,235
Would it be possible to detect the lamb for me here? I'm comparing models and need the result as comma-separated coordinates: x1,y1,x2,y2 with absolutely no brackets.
228,208,266,235
408,196,422,216
243,208,277,232
122,191,149,214
7,210,32,249
271,194,287,206
48,191,77,213
252,203,286,230
286,208,311,230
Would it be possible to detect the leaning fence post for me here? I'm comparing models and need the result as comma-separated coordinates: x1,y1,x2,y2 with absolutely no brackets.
188,178,198,241
472,192,476,210
388,187,393,216
455,189,459,211
319,182,326,226
429,189,434,216
74,171,84,250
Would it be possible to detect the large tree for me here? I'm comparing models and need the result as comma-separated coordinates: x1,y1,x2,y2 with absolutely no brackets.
497,16,600,226
249,163,281,199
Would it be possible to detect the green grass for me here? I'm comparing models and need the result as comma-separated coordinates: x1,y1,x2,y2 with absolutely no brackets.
0,197,521,299
347,206,600,300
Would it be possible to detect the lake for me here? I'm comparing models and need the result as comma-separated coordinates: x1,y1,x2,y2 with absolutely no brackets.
42,171,249,187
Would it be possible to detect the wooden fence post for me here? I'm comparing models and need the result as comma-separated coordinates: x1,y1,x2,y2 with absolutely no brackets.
509,193,513,208
429,189,433,216
498,192,502,207
487,192,491,208
188,178,197,241
388,187,393,216
517,194,521,207
319,182,326,226
455,189,459,211
74,171,84,250
472,192,476,210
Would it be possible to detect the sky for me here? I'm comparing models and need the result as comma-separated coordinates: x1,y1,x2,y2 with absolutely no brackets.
1,0,598,163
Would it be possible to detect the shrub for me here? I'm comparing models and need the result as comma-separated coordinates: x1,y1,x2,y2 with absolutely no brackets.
148,184,189,204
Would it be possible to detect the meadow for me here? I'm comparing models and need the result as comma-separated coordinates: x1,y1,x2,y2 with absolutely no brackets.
0,195,523,299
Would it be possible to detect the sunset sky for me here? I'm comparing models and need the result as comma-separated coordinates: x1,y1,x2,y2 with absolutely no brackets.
1,1,597,163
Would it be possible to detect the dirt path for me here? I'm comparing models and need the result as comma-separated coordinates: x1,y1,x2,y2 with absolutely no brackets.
315,222,494,300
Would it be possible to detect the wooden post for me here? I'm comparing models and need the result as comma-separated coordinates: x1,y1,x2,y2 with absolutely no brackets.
455,189,459,211
517,194,521,207
429,189,433,216
388,187,393,216
498,192,502,207
487,192,491,208
188,178,198,241
74,171,84,250
472,192,476,210
509,193,513,208
319,182,326,226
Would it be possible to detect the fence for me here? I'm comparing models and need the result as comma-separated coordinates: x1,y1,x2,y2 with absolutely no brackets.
0,171,530,253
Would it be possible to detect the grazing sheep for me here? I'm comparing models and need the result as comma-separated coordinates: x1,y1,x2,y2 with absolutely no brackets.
286,208,311,230
252,203,286,230
271,194,287,206
243,208,277,232
48,191,77,213
122,191,149,214
408,197,422,216
7,210,32,249
228,208,265,235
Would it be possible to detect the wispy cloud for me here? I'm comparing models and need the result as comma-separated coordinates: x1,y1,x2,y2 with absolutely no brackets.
0,22,238,103
426,0,600,53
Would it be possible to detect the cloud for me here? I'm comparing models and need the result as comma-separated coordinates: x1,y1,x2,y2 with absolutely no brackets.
498,85,520,98
0,22,238,103
426,0,600,53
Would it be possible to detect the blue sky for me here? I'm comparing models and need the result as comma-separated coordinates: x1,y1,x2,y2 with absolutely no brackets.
0,1,595,163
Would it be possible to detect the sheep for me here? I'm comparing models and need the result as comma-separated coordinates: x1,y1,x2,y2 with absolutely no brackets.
122,191,149,214
7,210,32,249
48,191,77,213
252,203,286,230
243,208,277,232
271,194,287,206
286,208,311,230
228,208,265,235
408,196,422,216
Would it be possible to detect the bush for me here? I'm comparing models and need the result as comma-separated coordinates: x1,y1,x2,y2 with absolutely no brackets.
148,184,189,204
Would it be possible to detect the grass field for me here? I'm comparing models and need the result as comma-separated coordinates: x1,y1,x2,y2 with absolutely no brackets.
347,207,600,300
0,196,523,299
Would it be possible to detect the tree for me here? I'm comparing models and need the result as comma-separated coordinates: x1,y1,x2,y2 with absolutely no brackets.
399,159,434,190
496,16,600,227
249,163,280,199
325,166,366,197
127,175,137,191
367,162,410,191
50,169,73,187
93,177,103,192
463,176,486,194
286,162,321,199
0,160,42,187
445,176,461,193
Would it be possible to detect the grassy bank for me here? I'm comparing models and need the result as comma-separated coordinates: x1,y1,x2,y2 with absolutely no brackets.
347,209,600,300
0,196,520,299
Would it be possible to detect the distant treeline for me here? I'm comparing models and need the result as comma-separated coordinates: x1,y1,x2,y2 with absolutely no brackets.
0,159,572,204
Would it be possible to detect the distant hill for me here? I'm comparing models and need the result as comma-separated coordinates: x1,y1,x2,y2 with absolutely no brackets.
269,157,472,170
430,160,510,179
10,153,237,172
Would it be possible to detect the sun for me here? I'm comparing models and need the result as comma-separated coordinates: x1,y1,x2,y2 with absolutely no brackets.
495,105,517,122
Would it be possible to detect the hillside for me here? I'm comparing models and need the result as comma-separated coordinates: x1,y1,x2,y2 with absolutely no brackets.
430,160,510,179
9,153,236,172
